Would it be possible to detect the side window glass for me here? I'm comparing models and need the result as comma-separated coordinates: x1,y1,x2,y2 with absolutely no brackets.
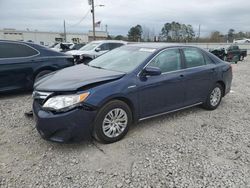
204,54,214,64
148,49,182,73
99,43,109,51
0,42,38,58
183,48,206,68
110,43,124,50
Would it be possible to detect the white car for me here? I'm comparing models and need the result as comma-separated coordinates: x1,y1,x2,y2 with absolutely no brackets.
233,38,250,44
66,40,127,64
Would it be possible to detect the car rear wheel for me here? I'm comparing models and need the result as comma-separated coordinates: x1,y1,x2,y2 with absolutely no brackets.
35,70,52,82
93,100,132,144
202,83,223,110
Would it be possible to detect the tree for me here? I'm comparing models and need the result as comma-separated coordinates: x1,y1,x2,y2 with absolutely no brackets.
210,31,223,42
181,24,195,42
114,35,127,41
161,23,172,41
160,22,195,42
228,29,235,42
128,25,143,42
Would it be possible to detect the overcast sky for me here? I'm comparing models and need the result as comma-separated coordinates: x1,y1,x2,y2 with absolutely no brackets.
0,0,249,37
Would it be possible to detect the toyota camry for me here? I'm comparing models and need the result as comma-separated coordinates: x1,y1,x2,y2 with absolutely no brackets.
33,43,232,143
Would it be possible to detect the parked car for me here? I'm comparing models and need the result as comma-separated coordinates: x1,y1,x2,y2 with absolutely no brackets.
0,40,74,93
50,42,74,52
33,43,232,143
234,38,250,44
209,45,247,63
67,43,86,51
66,40,127,64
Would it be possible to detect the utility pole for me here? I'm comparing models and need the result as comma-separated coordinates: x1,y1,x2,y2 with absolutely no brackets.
198,24,201,42
91,0,96,41
105,24,108,34
63,20,67,42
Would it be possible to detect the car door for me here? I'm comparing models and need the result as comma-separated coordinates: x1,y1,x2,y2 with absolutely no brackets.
181,47,217,106
0,42,39,92
138,48,186,118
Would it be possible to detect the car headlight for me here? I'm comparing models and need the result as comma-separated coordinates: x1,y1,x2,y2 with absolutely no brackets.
43,92,90,111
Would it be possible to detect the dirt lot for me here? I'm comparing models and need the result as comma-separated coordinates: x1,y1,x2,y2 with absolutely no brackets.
1,59,250,188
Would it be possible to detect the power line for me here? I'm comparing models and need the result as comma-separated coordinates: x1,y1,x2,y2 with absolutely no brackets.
67,8,91,27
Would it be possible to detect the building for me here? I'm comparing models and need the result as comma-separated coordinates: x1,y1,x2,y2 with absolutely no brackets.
88,31,109,42
0,28,108,46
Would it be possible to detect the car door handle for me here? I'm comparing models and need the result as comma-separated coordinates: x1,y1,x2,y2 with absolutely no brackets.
179,74,184,78
210,68,216,72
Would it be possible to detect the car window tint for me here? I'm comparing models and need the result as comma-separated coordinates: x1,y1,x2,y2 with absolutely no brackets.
109,43,124,50
0,42,38,58
148,49,181,73
99,43,109,51
183,48,206,68
204,54,214,64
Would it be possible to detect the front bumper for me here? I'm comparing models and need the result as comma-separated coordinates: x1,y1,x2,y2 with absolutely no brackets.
33,101,96,143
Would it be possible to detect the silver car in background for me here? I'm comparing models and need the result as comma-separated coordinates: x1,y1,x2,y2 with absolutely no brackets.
66,40,127,64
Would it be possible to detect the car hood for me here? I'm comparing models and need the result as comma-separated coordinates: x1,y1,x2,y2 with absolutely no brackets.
50,48,62,52
34,65,125,92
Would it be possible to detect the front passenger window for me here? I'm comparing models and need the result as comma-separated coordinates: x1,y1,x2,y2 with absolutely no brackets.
148,49,181,73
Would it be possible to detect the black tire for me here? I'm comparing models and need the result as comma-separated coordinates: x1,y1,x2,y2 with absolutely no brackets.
202,83,223,110
35,70,52,82
93,100,132,144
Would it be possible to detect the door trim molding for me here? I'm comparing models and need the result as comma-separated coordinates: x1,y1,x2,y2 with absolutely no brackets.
139,102,203,121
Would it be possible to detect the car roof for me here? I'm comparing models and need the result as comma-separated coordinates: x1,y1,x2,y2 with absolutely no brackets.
127,42,198,50
0,39,35,45
91,40,127,44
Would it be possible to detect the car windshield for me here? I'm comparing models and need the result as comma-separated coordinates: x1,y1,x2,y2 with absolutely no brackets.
79,43,99,51
49,43,58,48
88,46,155,73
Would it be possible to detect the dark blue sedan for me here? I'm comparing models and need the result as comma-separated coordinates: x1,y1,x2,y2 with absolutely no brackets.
0,40,74,93
33,43,233,143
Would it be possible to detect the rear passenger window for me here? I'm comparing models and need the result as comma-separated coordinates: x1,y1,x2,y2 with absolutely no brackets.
183,48,206,68
109,43,124,50
149,49,181,73
204,54,214,64
0,42,39,58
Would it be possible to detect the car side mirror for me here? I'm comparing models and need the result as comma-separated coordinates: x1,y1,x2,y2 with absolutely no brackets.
95,47,101,52
141,66,162,77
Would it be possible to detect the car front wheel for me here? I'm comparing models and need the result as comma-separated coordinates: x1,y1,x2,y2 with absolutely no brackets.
93,100,132,144
203,84,223,110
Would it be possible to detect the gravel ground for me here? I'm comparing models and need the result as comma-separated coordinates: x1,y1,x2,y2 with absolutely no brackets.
1,59,250,188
